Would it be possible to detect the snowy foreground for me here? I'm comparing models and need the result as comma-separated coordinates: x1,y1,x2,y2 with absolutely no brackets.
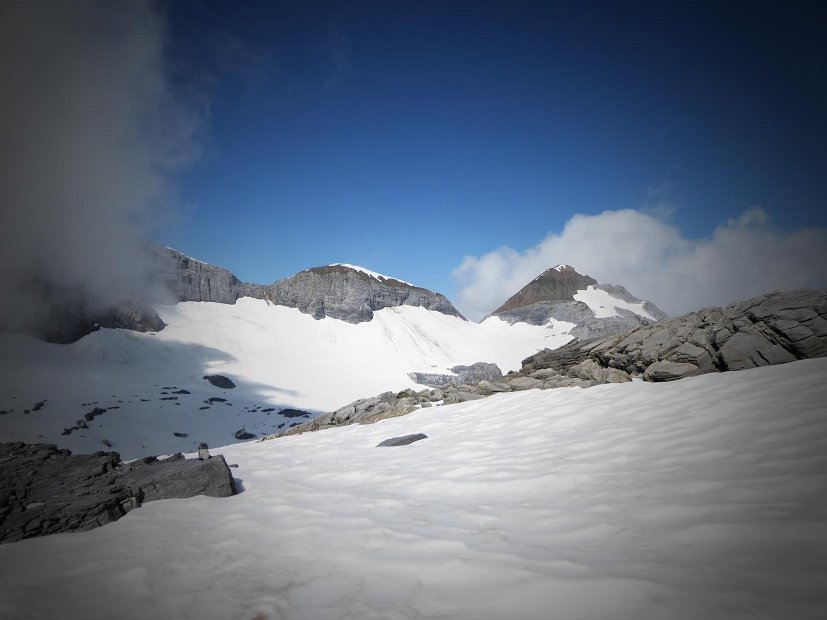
2,359,827,619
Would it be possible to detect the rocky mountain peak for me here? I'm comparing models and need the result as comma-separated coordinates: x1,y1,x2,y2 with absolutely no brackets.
489,264,667,340
492,265,598,314
267,263,464,323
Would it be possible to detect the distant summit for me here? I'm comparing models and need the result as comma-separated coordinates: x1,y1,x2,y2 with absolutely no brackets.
492,265,598,314
266,264,464,323
488,265,667,340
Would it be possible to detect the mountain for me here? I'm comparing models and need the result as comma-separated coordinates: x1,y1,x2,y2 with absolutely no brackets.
0,250,575,458
263,264,463,323
488,264,668,339
153,247,463,323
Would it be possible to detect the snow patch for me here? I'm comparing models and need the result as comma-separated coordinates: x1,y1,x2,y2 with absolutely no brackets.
574,285,657,320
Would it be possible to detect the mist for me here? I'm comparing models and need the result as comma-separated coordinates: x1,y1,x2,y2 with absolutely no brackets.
0,1,201,336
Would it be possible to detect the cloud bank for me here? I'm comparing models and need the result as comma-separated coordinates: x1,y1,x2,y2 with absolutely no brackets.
0,1,202,333
452,208,827,321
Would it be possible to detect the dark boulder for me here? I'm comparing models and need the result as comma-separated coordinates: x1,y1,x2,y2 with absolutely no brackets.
0,442,235,544
377,433,428,447
203,375,236,389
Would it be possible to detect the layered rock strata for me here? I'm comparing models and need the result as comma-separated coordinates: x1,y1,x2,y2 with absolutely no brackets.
0,442,235,543
523,289,827,381
152,246,264,304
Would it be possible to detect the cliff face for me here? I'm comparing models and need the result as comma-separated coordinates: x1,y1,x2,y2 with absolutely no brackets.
265,265,464,323
151,246,265,304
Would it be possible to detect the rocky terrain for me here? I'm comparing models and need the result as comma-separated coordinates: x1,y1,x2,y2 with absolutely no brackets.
408,362,503,388
522,288,827,381
270,288,827,438
0,442,236,543
263,264,463,323
490,264,668,340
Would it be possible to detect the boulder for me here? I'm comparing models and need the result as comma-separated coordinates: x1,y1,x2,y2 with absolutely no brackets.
0,443,235,543
204,375,236,389
377,434,428,447
643,360,702,382
507,376,543,391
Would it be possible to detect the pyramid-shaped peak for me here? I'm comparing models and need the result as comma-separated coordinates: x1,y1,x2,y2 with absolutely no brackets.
494,265,598,314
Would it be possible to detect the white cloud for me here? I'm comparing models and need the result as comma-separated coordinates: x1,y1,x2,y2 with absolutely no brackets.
452,208,827,321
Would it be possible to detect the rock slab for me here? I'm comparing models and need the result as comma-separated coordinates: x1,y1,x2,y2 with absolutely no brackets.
377,433,428,447
0,443,235,544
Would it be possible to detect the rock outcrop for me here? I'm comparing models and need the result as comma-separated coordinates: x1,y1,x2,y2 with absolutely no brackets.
152,246,264,304
521,289,827,381
408,362,502,388
0,442,236,543
489,265,668,340
264,265,464,323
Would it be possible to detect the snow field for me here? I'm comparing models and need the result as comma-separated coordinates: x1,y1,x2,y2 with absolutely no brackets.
0,300,572,458
1,358,825,619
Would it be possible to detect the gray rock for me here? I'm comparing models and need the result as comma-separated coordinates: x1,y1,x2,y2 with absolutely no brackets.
507,376,543,391
152,246,264,304
0,443,234,543
203,375,236,389
643,360,703,382
264,265,464,323
409,362,503,388
233,429,256,440
377,433,428,447
520,289,827,383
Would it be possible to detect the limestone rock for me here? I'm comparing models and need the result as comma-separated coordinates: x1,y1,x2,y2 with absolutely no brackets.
152,246,264,304
643,360,703,382
264,265,463,323
0,443,235,543
377,434,428,447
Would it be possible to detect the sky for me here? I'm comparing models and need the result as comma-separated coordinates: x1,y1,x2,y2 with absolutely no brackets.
2,0,826,323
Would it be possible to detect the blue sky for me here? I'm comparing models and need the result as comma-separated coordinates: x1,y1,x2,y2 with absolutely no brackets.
152,1,826,311
2,1,824,328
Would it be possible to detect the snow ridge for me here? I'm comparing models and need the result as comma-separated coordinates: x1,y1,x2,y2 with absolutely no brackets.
328,263,414,287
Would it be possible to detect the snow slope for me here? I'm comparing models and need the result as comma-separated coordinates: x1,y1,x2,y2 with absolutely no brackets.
0,299,573,458
1,358,825,619
573,284,658,320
